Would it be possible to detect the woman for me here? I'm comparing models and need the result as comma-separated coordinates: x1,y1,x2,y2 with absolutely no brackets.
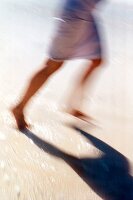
12,0,103,130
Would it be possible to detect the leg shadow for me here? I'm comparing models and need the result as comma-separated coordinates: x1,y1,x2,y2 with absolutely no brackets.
21,127,133,200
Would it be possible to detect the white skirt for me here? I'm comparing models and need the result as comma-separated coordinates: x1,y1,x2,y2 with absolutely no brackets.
48,14,102,61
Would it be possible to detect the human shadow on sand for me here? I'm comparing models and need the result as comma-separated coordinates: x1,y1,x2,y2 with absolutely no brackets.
21,126,133,200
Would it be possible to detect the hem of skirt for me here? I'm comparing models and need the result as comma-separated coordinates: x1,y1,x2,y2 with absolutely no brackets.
48,54,102,61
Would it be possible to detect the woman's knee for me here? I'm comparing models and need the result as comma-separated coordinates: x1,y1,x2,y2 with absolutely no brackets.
41,59,64,76
91,58,103,67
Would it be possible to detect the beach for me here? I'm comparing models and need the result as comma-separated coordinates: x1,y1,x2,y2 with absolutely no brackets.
0,0,133,199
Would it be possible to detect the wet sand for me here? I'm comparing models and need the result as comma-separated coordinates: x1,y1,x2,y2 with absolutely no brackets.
0,1,133,199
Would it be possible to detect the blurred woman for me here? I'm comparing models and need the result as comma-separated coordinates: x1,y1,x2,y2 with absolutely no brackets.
12,0,103,130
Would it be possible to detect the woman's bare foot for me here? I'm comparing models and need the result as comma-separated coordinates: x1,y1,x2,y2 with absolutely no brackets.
11,106,29,130
68,109,93,122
